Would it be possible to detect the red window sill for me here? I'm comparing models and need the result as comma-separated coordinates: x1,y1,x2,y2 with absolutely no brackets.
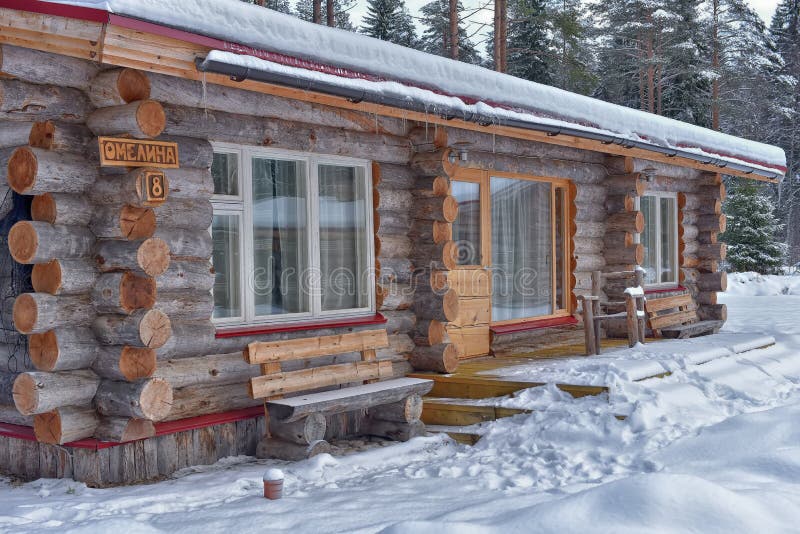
491,316,578,335
645,286,686,295
214,313,387,339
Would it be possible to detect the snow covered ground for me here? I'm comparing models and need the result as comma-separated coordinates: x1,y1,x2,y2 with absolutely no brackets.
2,273,800,533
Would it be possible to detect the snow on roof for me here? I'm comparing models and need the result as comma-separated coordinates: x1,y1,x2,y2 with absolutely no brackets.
45,0,787,176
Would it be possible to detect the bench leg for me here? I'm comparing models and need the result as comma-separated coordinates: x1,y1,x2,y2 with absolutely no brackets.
581,300,597,356
269,413,326,445
256,437,331,461
625,295,639,347
364,419,426,442
369,395,423,423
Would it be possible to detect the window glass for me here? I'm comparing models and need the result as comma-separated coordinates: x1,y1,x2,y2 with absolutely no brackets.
660,197,677,284
451,181,481,266
211,214,241,319
211,152,239,196
554,186,566,310
318,164,370,311
491,177,552,321
251,158,309,317
641,196,658,284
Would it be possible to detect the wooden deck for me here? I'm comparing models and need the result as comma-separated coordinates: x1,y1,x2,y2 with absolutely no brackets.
413,339,651,443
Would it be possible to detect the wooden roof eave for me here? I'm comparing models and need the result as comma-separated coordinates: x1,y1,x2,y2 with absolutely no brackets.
0,5,781,183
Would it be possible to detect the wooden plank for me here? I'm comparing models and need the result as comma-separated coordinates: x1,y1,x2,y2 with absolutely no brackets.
249,360,395,399
0,9,104,61
645,294,693,313
446,324,491,359
266,377,433,421
422,401,528,426
649,310,698,330
433,269,490,297
245,329,389,364
662,320,724,339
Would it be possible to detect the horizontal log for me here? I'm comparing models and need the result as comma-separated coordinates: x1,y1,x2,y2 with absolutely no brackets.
378,235,413,259
364,419,425,441
248,360,395,399
0,122,34,148
696,271,727,292
698,183,726,201
88,68,151,107
269,412,326,445
446,296,491,327
378,189,414,213
606,173,645,196
411,195,459,223
31,193,92,226
91,167,172,207
604,244,644,266
377,258,415,285
411,149,456,177
0,372,19,405
413,284,452,322
28,121,92,151
0,45,98,90
697,303,727,322
382,310,417,335
696,213,726,233
87,100,166,139
29,328,98,372
90,204,157,240
155,290,213,321
92,308,172,349
378,163,415,189
8,221,95,264
697,243,727,261
33,405,99,445
162,167,213,198
376,210,412,236
408,219,452,244
153,199,213,231
153,228,213,260
156,261,215,292
12,370,100,416
369,394,423,423
0,404,32,426
379,282,414,311
606,211,644,233
154,320,217,360
94,378,173,421
165,381,261,421
13,293,94,334
430,269,490,296
413,319,448,346
603,231,634,248
413,175,451,198
409,344,459,373
92,272,157,314
696,291,717,306
605,193,635,214
413,241,458,271
0,79,91,123
154,352,259,388
682,194,722,214
93,237,171,277
92,345,157,381
256,437,331,461
94,416,156,443
7,146,98,195
32,258,98,295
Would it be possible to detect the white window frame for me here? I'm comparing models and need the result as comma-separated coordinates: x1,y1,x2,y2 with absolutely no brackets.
210,143,375,327
638,191,680,288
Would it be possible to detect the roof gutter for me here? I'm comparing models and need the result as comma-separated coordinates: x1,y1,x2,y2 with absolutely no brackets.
196,57,781,181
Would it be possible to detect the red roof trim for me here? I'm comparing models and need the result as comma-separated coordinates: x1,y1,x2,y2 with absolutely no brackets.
215,313,387,339
2,1,785,175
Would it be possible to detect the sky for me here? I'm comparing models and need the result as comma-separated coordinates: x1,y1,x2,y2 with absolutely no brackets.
347,0,781,43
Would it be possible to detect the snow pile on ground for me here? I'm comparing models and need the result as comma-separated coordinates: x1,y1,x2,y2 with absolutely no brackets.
2,282,800,532
726,271,800,296
45,0,786,173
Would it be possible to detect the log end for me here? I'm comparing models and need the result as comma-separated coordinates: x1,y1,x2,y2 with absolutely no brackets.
28,330,58,371
12,373,37,415
120,346,157,381
7,146,37,194
442,241,458,271
118,68,152,103
140,308,172,349
12,293,38,334
28,121,55,150
136,100,166,138
442,195,459,223
8,221,39,264
31,259,62,294
432,176,450,197
138,237,171,276
432,220,452,244
119,271,157,313
139,378,173,421
33,409,62,444
121,205,157,240
30,193,57,224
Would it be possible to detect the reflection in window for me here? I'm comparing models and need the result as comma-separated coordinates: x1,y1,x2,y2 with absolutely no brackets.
641,194,678,285
451,181,481,266
211,214,241,319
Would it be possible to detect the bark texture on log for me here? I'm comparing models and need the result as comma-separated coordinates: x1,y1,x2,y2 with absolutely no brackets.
12,293,95,334
94,378,173,421
12,370,100,416
92,346,157,382
94,237,171,277
33,405,99,445
7,146,98,195
94,416,156,442
28,328,98,372
87,100,166,139
92,309,172,349
8,221,95,264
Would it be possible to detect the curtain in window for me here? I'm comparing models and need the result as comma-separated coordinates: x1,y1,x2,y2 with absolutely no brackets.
211,214,241,319
490,177,552,321
451,181,481,266
318,165,369,311
251,158,308,316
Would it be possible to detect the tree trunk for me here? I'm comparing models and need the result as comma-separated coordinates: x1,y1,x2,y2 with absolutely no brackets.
153,228,213,260
92,308,172,349
28,328,98,372
87,100,166,139
90,204,157,240
94,378,173,421
94,416,155,442
31,193,92,226
269,412,326,445
92,345,157,381
88,68,152,108
154,352,258,388
7,146,98,195
12,370,100,415
33,405,99,444
13,293,95,334
92,272,157,315
93,237,171,277
32,258,98,295
8,221,95,264
0,79,92,122
369,394,423,423
409,344,459,373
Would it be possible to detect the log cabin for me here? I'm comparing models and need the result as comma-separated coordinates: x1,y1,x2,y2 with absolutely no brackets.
0,0,786,485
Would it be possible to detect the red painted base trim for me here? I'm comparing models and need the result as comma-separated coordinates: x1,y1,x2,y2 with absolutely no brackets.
0,407,264,451
491,316,579,335
645,286,687,295
215,313,386,339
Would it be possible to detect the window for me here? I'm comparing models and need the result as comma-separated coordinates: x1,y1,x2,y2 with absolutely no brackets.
451,171,571,323
640,193,679,286
210,145,374,326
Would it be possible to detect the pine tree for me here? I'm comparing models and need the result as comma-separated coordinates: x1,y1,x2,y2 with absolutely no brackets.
505,0,552,84
361,0,418,48
296,0,355,29
419,0,482,64
546,0,594,94
722,180,787,273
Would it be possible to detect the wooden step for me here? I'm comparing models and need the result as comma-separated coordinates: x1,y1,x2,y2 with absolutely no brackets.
408,373,608,399
426,424,483,445
422,400,529,426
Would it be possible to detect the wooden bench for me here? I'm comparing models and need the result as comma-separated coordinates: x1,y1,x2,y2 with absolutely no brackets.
244,329,433,460
578,270,646,355
645,293,723,339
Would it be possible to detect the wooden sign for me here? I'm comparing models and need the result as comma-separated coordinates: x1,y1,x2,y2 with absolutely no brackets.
134,169,169,207
99,137,180,168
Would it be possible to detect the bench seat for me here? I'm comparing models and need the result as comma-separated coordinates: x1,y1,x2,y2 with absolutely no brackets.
267,378,434,422
661,320,723,339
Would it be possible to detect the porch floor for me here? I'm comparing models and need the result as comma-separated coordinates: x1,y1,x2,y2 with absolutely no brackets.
411,333,777,443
